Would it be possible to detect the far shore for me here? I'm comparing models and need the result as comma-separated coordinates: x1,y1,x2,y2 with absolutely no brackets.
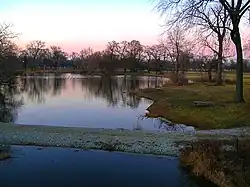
1,123,250,156
16,69,167,76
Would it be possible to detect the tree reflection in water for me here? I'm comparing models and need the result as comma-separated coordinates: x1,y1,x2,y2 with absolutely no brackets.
19,74,166,109
20,74,66,103
0,74,186,131
76,75,165,108
0,78,23,123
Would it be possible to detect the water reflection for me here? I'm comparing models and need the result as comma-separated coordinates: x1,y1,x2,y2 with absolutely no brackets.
0,79,23,123
0,146,215,187
20,75,67,104
14,74,176,130
0,74,194,131
19,74,166,108
154,121,195,132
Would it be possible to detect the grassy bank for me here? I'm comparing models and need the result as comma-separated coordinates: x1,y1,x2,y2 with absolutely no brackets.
180,139,250,187
137,72,250,129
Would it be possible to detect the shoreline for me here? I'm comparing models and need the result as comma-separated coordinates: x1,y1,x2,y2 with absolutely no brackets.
136,83,250,130
1,123,250,157
18,70,167,77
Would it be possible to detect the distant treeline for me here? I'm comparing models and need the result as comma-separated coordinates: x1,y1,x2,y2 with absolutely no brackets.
0,22,250,80
1,40,250,77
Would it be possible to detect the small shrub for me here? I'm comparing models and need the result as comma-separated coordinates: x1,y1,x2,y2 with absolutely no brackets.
180,139,250,187
224,79,236,85
0,144,11,161
0,152,10,160
193,73,236,85
166,72,178,84
95,139,120,152
166,72,190,86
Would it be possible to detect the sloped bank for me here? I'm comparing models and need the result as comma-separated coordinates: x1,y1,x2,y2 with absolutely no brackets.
1,123,250,157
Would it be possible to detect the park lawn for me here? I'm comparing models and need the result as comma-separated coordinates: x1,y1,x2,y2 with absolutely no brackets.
137,75,250,129
187,71,250,84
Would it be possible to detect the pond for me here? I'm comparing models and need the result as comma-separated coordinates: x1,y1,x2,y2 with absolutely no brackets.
0,74,194,132
0,145,215,187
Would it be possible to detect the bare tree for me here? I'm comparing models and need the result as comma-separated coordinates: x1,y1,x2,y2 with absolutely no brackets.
118,41,129,60
118,41,129,73
149,44,162,73
79,47,93,60
126,40,143,72
0,23,18,59
158,42,168,63
0,23,18,54
25,40,46,67
157,2,230,85
142,45,153,72
197,5,230,85
161,26,192,83
70,52,79,61
87,51,103,72
41,48,52,59
199,33,232,82
244,38,250,58
104,41,120,61
0,23,20,78
220,0,250,102
155,0,250,102
50,46,67,69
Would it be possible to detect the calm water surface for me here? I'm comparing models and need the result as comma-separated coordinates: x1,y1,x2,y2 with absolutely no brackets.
0,146,215,187
1,73,194,131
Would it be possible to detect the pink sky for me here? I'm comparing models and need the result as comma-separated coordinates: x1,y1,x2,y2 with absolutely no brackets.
1,1,250,54
1,1,164,53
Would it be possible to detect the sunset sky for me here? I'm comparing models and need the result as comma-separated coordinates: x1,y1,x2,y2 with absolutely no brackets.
0,0,164,52
1,0,250,55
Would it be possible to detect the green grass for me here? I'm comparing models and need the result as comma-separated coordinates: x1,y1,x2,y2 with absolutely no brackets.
187,71,250,85
137,73,250,129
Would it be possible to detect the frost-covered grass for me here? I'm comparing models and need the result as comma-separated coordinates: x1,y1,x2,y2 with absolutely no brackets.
1,123,250,157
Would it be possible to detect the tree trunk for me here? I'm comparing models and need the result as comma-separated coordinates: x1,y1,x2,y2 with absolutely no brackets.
231,27,244,103
155,61,158,75
208,63,212,82
175,60,179,83
216,37,223,85
208,69,212,81
23,56,28,73
235,36,244,102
